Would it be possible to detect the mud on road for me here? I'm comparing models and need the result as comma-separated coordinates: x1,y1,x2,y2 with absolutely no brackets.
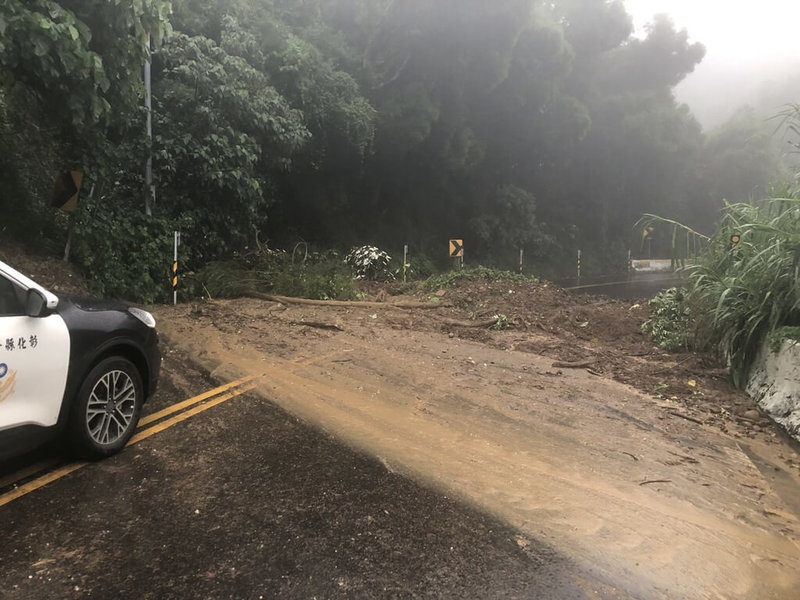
154,281,800,600
3,343,622,600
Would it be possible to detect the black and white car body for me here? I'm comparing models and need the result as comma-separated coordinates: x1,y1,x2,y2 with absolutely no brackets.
0,260,160,461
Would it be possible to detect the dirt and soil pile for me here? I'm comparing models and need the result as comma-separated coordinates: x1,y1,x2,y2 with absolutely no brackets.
162,272,796,460
361,277,779,442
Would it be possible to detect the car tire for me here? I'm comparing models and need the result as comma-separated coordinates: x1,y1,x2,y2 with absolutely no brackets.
68,357,143,459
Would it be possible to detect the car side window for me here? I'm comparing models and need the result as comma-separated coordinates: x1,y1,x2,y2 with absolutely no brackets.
0,274,26,316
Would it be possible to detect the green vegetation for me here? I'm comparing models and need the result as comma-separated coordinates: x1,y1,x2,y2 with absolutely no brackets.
1,1,796,302
344,246,394,281
192,247,357,301
491,313,509,331
425,266,536,291
642,288,693,351
193,245,541,300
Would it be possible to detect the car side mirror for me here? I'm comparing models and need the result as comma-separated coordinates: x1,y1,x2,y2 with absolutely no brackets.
25,289,50,317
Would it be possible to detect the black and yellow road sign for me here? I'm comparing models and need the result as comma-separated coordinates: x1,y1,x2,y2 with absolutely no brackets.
51,171,83,213
172,261,179,290
449,239,464,258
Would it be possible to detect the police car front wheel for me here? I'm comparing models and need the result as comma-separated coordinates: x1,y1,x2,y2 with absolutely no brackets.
69,357,144,459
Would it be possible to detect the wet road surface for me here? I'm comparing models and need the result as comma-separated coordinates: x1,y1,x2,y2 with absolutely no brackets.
561,273,682,299
0,345,628,599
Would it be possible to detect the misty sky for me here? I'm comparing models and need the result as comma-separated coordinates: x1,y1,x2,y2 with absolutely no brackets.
624,0,800,128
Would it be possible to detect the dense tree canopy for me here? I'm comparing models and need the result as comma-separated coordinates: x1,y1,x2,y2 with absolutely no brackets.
1,0,794,299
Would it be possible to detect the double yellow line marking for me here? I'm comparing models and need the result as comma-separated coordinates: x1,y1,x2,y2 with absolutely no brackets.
0,375,259,508
131,376,258,443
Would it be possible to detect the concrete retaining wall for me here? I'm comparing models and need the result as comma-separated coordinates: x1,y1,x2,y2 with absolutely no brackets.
747,338,800,442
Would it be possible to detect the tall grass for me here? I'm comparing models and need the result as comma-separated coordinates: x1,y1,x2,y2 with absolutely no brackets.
643,105,800,387
685,197,800,387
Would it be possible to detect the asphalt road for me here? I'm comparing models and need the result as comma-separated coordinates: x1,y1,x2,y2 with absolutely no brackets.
561,273,682,300
0,344,629,599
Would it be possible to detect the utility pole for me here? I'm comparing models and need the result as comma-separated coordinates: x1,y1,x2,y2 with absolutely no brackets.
144,35,155,216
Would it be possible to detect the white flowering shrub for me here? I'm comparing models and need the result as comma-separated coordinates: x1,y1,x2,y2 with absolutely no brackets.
345,245,394,281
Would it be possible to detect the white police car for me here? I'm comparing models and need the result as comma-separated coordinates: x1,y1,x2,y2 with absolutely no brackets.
0,260,160,460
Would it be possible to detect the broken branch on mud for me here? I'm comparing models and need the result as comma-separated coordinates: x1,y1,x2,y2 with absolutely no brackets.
248,292,445,310
289,320,344,331
650,356,694,374
437,316,500,328
639,479,672,486
668,411,704,425
551,359,594,369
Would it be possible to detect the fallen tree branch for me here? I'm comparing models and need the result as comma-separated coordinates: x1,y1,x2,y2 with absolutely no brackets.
248,292,445,310
668,411,704,425
650,356,694,375
639,479,671,486
551,359,594,369
289,320,343,331
438,316,499,328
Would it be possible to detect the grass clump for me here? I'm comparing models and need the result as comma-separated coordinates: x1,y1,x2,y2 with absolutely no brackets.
682,197,800,387
424,266,537,290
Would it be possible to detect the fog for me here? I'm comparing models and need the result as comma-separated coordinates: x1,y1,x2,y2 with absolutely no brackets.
625,0,800,129
677,58,800,129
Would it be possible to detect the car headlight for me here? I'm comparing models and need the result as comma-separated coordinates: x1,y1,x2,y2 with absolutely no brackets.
128,307,156,328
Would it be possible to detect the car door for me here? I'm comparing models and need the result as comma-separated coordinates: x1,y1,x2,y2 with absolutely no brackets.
0,270,71,431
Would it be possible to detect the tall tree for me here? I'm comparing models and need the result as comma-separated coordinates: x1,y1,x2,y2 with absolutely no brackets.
540,8,707,267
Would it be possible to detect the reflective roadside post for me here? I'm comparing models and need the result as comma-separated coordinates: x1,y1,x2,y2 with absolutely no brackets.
173,231,180,305
627,249,632,278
